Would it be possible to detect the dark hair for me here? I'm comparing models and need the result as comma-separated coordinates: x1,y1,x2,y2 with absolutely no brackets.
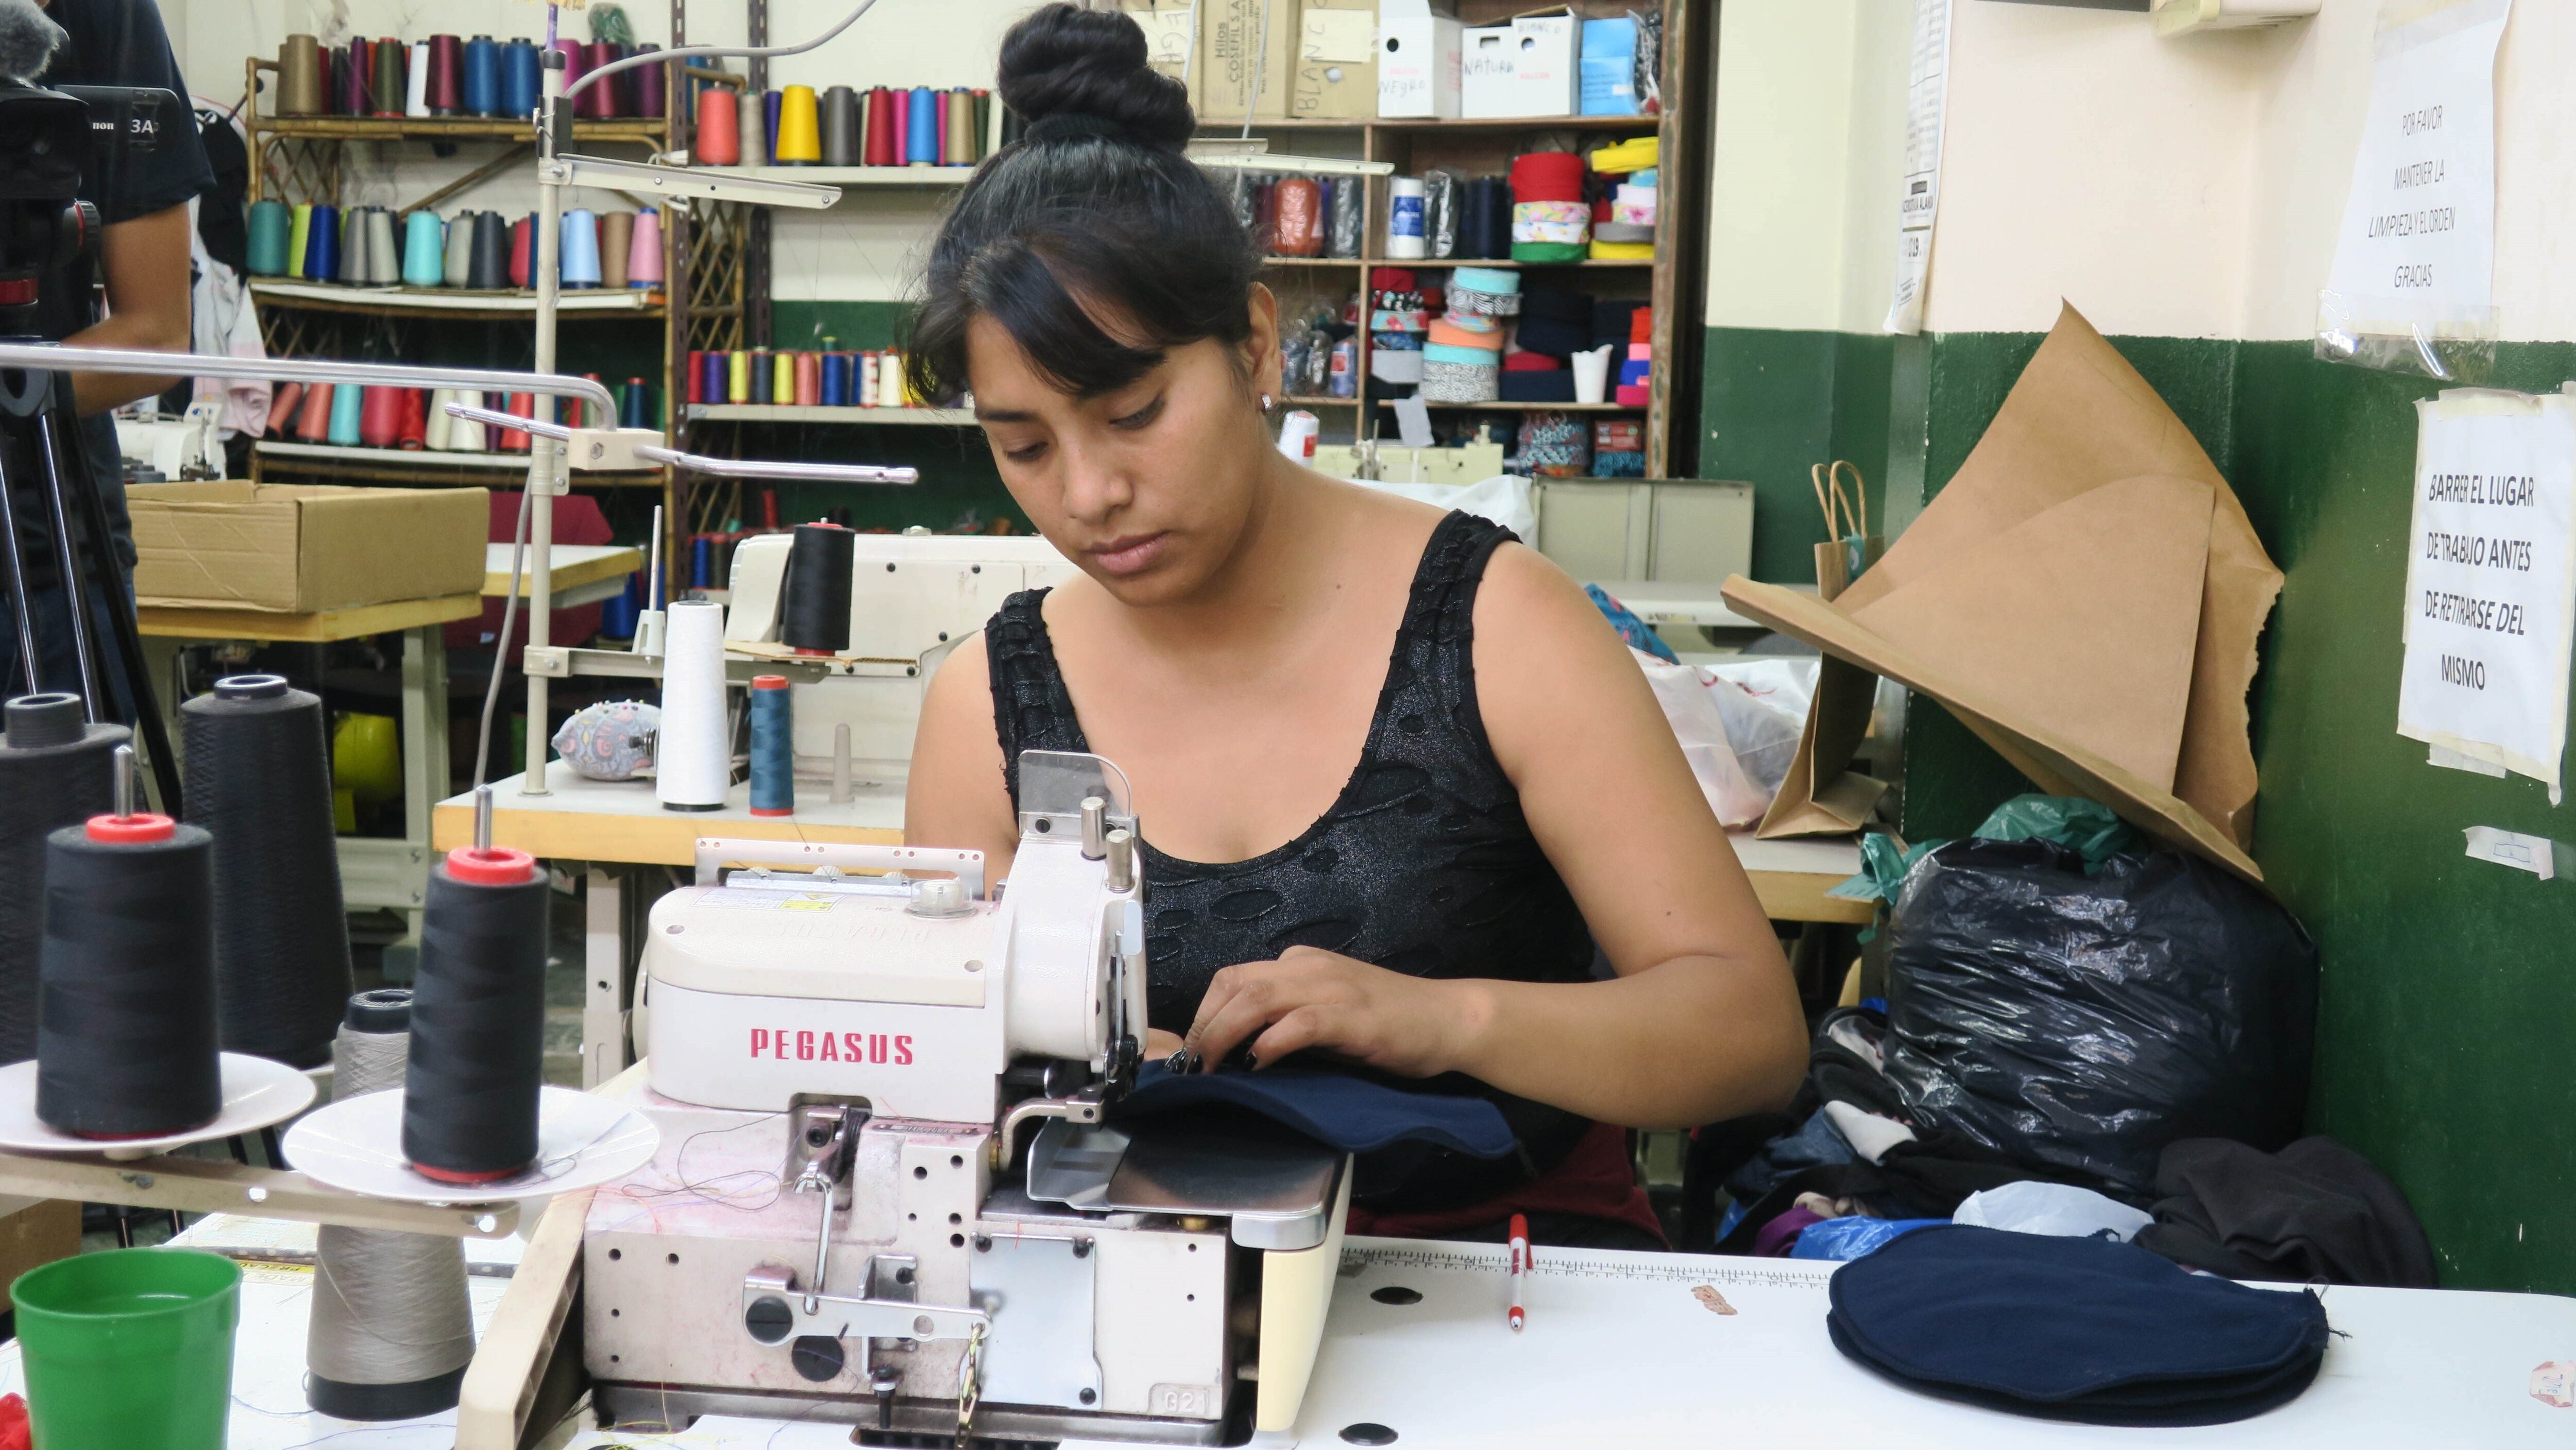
906,4,1260,406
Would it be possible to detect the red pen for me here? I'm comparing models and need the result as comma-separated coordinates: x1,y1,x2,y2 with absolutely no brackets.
1508,1212,1529,1333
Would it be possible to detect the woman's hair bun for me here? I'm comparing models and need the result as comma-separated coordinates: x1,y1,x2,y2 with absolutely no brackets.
998,3,1195,151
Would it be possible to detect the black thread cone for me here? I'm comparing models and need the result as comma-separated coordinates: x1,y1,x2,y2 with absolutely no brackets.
468,210,509,289
781,522,855,652
182,675,354,1069
401,857,548,1178
36,820,220,1137
0,696,123,1065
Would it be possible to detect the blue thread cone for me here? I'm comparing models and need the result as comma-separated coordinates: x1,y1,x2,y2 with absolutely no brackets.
749,680,794,816
462,35,498,116
906,87,937,163
820,351,851,407
559,210,601,289
499,38,540,119
327,379,363,444
246,200,291,276
402,211,446,286
303,205,341,281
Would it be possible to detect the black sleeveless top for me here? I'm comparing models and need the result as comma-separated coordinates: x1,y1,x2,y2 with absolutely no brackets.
986,511,1599,1211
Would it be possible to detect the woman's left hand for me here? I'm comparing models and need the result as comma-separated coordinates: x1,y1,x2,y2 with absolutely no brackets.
1183,947,1486,1078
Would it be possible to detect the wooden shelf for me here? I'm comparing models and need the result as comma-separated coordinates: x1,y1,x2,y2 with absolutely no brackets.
686,403,974,426
1197,114,1657,132
248,115,669,142
248,281,666,318
1365,257,1656,269
1383,399,1645,411
689,164,975,188
1262,256,1366,267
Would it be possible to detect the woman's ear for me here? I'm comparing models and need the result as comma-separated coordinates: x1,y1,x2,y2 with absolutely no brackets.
1244,281,1283,402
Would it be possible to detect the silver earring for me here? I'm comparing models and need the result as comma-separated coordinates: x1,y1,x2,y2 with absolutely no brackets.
1260,393,1274,412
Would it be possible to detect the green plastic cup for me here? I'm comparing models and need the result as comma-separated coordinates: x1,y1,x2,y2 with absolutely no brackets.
12,1248,241,1449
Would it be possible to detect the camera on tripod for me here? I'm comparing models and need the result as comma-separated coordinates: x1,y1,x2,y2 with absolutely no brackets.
0,78,181,325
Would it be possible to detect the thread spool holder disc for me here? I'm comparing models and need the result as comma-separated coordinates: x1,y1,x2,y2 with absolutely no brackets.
0,1052,317,1161
283,1084,658,1204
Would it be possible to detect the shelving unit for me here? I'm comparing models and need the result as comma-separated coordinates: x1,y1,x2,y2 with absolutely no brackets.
686,403,974,426
240,51,752,568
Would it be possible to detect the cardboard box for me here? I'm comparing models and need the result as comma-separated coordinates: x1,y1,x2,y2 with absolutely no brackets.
1461,12,1578,119
1294,0,1378,119
129,481,489,613
1377,0,1461,119
1194,0,1297,122
1123,0,1196,86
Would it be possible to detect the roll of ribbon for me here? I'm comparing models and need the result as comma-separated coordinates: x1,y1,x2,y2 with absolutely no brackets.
582,41,619,119
598,211,633,288
303,204,340,281
498,38,540,119
427,35,462,115
793,351,820,407
327,381,363,445
631,44,666,119
279,35,324,115
367,207,402,284
626,206,663,286
820,351,851,407
905,87,937,164
358,386,400,448
775,85,821,163
559,210,601,288
657,600,731,810
945,87,974,165
246,200,291,276
551,40,587,112
371,38,405,117
748,349,773,404
748,676,794,817
461,35,497,116
467,210,507,289
404,41,431,116
1509,150,1586,203
1426,317,1503,351
509,213,533,289
296,383,334,442
863,87,896,166
694,88,739,165
286,203,312,275
400,211,445,286
267,382,304,437
821,86,859,166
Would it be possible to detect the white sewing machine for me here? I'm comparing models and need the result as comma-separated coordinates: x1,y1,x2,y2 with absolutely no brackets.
585,751,1351,1443
722,531,1078,783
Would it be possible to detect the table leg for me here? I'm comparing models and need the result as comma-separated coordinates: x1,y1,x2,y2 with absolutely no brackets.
335,623,447,972
582,868,630,1087
138,634,187,812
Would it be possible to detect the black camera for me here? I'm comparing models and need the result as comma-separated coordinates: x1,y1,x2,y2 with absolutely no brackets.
0,80,181,327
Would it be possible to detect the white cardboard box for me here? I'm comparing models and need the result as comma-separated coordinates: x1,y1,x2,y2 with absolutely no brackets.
1378,0,1462,119
1461,12,1578,119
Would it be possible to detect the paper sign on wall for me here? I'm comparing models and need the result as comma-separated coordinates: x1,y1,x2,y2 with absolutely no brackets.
2317,0,2510,375
2396,389,2576,801
1883,0,1951,336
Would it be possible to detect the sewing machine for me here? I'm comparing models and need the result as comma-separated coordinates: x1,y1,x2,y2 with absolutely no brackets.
585,750,1350,1443
722,531,1078,782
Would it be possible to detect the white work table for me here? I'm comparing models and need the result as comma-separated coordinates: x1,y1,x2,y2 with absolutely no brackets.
14,1235,2568,1448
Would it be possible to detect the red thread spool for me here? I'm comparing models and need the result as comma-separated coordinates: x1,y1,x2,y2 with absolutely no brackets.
695,88,741,165
396,387,429,449
426,35,463,115
863,87,896,166
359,385,402,448
509,214,533,289
497,392,534,452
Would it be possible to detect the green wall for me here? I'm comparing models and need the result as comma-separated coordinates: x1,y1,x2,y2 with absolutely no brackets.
1702,319,2576,1292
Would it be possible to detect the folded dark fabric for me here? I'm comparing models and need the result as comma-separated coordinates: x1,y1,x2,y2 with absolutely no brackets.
2134,1136,2438,1288
1518,288,1594,324
1592,299,1643,340
1828,1226,2329,1427
1114,1063,1517,1158
1512,315,1594,359
1499,372,1576,402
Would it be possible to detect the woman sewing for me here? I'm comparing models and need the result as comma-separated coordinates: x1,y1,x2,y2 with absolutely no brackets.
905,4,1805,1251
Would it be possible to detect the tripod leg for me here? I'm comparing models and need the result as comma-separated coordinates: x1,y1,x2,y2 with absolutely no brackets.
0,385,50,696
39,383,183,815
28,399,99,718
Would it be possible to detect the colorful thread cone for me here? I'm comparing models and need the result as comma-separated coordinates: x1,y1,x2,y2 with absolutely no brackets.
863,88,895,165
335,207,369,283
444,210,477,286
559,210,602,289
632,44,666,119
286,203,312,275
821,351,851,406
906,87,936,164
775,85,821,163
695,88,739,165
509,214,533,289
340,39,368,114
401,210,446,286
404,41,431,116
551,41,587,114
821,86,859,166
425,388,453,451
278,35,324,115
296,382,335,441
303,205,340,281
498,39,539,119
468,210,508,288
371,38,405,116
462,35,497,116
328,381,363,444
359,386,401,447
427,35,462,115
581,41,619,118
397,389,429,448
599,211,633,289
247,200,290,276
738,92,767,167
625,208,663,286
620,378,653,429
267,382,304,437
363,207,401,284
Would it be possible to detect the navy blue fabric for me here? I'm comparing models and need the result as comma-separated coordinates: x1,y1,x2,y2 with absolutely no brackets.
1827,1226,2328,1427
1114,1063,1517,1159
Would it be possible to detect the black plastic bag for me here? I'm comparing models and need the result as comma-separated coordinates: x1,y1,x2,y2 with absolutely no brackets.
1880,839,2317,1201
